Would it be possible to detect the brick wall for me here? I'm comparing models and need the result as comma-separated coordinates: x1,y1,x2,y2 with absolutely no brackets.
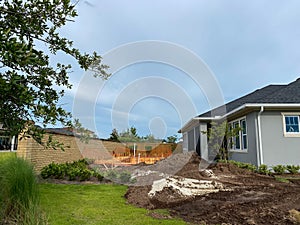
17,134,83,171
16,133,180,171
16,134,130,171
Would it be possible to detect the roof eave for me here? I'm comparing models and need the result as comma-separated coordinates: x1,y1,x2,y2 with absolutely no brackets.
179,103,300,133
219,103,300,119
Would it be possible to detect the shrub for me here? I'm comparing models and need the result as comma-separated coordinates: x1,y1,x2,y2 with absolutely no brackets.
217,159,228,163
0,157,46,224
243,163,257,172
40,162,66,179
119,171,132,183
103,170,135,184
65,167,80,181
286,165,300,174
91,168,104,181
228,160,257,172
258,164,271,175
70,158,88,169
78,169,93,181
104,170,118,181
272,165,286,175
93,171,104,181
41,160,134,183
41,159,96,181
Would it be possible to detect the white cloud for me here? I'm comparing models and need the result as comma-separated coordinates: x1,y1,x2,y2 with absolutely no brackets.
55,0,300,137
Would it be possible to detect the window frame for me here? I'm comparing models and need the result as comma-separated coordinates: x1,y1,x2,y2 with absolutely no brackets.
0,135,18,152
282,113,300,137
229,117,248,152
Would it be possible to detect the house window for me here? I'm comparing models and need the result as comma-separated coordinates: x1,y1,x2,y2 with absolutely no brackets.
284,115,300,133
233,121,240,149
0,135,18,151
229,118,247,151
282,114,300,137
241,119,247,149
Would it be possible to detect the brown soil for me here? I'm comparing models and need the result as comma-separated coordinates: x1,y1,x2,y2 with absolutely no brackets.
125,153,300,225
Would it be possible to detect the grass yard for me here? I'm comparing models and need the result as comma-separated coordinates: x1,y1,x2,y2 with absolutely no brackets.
0,152,16,161
40,183,186,225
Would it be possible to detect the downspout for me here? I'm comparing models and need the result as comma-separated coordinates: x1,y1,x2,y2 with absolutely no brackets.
257,106,264,166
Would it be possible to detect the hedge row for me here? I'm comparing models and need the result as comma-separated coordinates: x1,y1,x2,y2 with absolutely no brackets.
219,160,300,175
40,159,103,181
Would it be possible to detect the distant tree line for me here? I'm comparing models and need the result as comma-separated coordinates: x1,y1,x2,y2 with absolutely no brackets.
108,126,178,144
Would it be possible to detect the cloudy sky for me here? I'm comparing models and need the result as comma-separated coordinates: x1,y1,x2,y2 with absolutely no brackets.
55,0,300,139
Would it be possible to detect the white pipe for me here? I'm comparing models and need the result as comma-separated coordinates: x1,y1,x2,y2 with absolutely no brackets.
257,106,264,166
255,116,260,167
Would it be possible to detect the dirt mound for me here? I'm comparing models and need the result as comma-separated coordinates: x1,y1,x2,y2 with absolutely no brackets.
175,156,255,179
149,186,190,208
171,183,300,225
125,152,300,225
148,176,227,208
210,162,255,176
125,185,154,209
174,153,205,180
146,151,197,174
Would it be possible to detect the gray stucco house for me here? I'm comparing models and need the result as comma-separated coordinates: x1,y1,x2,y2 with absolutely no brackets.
179,78,300,166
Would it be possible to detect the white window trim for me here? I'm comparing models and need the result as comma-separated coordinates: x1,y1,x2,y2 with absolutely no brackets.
229,149,248,153
229,117,248,152
282,113,300,137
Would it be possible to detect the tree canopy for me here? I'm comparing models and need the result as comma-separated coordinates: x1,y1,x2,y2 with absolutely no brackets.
108,127,178,144
108,127,140,143
165,135,178,143
0,0,109,144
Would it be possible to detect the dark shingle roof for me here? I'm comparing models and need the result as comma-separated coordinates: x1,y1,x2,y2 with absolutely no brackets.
258,78,300,103
199,78,300,118
45,128,75,136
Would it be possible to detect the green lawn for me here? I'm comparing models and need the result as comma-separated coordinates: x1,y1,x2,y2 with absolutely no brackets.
40,183,186,225
0,152,16,161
